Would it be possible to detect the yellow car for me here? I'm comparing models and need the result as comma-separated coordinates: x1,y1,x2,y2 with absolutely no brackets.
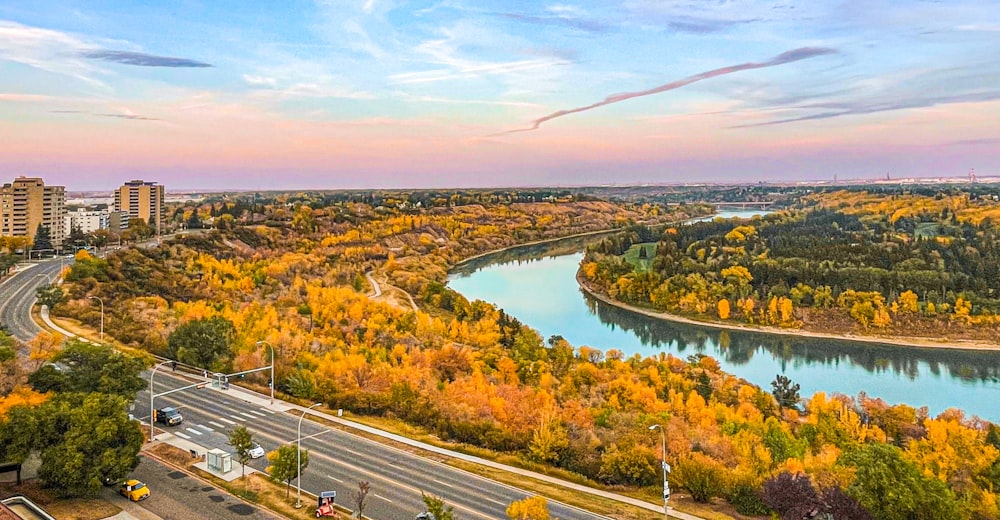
119,479,150,501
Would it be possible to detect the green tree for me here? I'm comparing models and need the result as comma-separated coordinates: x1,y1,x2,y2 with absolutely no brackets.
33,393,144,497
35,284,65,310
27,340,147,398
228,425,255,481
771,374,800,411
166,316,236,371
32,224,52,253
421,492,455,520
838,443,960,520
128,218,152,240
66,225,88,250
266,444,308,499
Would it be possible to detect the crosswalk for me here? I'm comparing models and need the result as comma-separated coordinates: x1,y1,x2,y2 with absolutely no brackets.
162,407,280,442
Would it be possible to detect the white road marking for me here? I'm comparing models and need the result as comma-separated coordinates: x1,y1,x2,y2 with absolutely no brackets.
433,479,454,488
208,421,226,429
175,432,191,440
219,417,237,425
373,494,389,501
185,427,203,436
231,414,246,421
260,408,275,414
239,412,258,419
327,475,342,483
196,424,214,432
250,410,267,417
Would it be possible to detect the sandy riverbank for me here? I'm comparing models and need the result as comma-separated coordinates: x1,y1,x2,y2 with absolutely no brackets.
576,274,1000,352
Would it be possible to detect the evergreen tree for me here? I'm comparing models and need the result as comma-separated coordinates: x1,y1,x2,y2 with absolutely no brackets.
32,224,52,253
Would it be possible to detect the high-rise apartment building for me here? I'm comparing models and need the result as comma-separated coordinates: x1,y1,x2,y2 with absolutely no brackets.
0,176,67,247
114,179,165,234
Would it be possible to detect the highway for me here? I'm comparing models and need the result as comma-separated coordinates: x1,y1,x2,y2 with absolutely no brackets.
140,373,611,520
0,257,68,342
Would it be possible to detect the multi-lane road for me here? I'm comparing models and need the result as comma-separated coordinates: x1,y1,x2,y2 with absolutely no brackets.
142,373,611,520
0,257,68,341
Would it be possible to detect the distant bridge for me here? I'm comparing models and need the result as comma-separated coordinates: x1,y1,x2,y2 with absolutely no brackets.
711,201,775,209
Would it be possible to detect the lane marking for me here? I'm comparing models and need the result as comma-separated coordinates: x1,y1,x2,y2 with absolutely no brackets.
175,432,191,440
433,479,454,488
196,424,214,432
185,427,203,436
373,494,389,501
250,410,267,417
230,414,246,421
219,417,237,425
327,475,343,483
208,421,226,429
239,412,257,419
260,408,275,414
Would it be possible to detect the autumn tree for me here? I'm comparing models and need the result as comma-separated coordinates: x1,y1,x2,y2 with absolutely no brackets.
506,495,550,520
717,299,730,320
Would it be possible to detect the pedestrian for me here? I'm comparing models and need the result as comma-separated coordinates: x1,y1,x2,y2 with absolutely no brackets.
171,361,177,372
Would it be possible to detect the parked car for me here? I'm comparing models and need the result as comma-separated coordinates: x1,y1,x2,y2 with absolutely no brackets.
154,406,183,426
119,479,150,501
415,513,436,520
248,442,265,459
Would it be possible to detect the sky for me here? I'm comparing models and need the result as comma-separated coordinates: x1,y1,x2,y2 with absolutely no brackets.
1,1,999,191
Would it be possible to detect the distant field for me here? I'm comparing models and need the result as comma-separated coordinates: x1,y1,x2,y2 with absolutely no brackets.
914,222,941,238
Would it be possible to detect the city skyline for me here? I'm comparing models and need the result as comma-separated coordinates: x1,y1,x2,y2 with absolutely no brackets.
1,1,999,190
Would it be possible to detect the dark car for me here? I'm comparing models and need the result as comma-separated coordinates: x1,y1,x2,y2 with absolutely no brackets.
154,406,183,426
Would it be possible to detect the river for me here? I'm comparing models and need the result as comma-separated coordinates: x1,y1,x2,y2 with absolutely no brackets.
448,211,1000,422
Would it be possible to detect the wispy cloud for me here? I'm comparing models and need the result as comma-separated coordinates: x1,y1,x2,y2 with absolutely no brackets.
50,108,160,121
82,50,212,68
496,47,837,135
0,20,106,88
390,57,570,85
496,4,610,33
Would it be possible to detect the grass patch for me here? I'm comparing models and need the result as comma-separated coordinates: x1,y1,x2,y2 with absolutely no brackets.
623,242,657,272
0,480,121,520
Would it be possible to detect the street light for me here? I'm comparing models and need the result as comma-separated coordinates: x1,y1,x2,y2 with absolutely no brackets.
296,403,322,508
149,360,172,443
88,296,104,341
649,424,670,519
255,340,275,404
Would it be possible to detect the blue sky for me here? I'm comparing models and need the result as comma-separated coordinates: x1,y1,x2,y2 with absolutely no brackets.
1,1,998,190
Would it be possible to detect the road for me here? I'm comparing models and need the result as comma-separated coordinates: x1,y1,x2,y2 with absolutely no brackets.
103,456,279,520
140,373,610,520
0,257,69,342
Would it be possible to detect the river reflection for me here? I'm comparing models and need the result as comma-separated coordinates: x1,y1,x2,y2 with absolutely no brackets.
449,240,1000,421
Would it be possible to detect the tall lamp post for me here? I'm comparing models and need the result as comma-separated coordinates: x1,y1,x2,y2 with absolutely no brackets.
88,296,104,341
296,403,322,509
255,340,275,404
149,360,172,443
649,424,670,519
